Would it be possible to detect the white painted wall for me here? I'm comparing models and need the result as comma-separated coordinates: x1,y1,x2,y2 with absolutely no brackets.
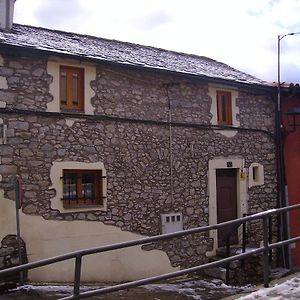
0,190,178,283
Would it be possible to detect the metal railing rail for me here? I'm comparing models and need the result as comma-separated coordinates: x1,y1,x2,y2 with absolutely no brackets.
0,204,300,300
61,236,300,300
223,219,244,283
223,212,273,284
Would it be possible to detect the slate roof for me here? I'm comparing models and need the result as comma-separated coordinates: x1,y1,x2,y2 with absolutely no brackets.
0,24,268,86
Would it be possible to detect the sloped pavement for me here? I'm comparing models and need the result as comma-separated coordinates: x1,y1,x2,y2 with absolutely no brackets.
1,272,299,299
0,277,248,300
222,271,300,299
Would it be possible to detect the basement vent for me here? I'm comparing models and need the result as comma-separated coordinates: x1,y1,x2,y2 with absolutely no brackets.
161,213,183,234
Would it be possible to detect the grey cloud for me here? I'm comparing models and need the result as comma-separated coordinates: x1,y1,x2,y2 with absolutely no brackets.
33,0,84,29
247,0,278,16
281,63,300,83
130,10,171,31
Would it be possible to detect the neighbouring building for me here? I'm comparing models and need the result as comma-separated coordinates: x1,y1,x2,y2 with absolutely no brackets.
0,1,278,283
281,83,300,268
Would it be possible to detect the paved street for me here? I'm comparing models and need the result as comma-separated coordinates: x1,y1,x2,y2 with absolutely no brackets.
224,271,300,299
0,278,248,300
2,272,300,300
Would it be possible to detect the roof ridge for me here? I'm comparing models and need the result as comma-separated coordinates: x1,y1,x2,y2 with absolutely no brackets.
0,23,268,86
12,23,222,64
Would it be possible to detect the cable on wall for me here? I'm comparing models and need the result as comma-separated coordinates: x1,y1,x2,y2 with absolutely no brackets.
164,83,180,211
167,84,174,211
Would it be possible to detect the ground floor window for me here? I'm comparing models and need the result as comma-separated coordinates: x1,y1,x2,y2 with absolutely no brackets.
62,169,105,208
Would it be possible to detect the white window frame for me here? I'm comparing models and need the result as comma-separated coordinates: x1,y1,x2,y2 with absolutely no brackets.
248,163,264,187
47,59,96,115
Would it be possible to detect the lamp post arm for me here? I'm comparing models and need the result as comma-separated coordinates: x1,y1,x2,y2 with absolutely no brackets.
277,31,300,111
279,32,300,41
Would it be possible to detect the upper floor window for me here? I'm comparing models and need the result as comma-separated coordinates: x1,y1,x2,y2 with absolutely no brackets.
217,91,232,125
60,66,84,112
208,86,239,137
62,169,105,208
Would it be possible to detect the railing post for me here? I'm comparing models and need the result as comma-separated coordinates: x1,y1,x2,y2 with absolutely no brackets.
15,176,24,286
242,216,246,253
242,217,247,269
225,237,230,284
268,216,273,264
263,216,269,287
73,256,82,299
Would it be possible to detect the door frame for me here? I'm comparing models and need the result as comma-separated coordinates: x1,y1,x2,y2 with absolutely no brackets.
206,158,248,256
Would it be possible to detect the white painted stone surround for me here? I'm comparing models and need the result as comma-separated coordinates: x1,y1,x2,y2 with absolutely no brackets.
50,161,107,213
46,59,96,115
249,162,264,188
208,84,240,138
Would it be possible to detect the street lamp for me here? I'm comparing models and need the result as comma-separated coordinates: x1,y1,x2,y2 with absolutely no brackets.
277,32,300,111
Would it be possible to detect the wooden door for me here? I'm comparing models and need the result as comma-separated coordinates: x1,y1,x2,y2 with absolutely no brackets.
216,169,238,247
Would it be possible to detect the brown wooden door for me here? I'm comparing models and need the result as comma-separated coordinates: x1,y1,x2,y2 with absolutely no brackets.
216,169,238,247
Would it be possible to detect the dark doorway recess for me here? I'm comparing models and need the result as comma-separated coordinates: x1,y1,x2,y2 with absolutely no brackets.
216,168,238,247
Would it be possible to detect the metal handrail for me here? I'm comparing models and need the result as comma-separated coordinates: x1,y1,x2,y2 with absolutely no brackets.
222,221,243,283
222,212,260,284
61,236,300,300
223,211,287,284
1,204,300,299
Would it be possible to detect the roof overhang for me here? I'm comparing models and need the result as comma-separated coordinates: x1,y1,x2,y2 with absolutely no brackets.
0,42,274,95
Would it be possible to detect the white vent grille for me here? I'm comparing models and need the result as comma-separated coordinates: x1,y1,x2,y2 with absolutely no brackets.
161,213,183,234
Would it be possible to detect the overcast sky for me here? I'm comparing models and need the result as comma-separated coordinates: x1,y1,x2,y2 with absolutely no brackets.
13,0,300,83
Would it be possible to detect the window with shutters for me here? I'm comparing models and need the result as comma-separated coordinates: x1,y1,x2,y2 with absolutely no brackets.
217,91,232,125
62,169,105,208
60,66,84,111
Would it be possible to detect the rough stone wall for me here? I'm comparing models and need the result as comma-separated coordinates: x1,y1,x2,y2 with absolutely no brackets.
0,235,27,290
237,92,275,132
0,53,277,269
0,55,52,111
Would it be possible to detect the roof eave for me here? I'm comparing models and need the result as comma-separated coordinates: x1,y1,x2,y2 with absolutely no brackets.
0,42,274,93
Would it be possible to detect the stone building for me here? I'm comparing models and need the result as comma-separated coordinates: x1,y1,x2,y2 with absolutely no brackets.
0,7,277,283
